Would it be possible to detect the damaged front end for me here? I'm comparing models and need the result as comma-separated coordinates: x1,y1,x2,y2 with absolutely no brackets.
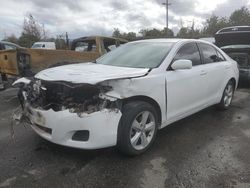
12,77,123,149
14,78,121,117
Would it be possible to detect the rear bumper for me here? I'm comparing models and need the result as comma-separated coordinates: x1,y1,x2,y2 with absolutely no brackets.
25,104,122,149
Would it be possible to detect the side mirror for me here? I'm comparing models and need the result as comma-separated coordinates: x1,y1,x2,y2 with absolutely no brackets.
171,59,192,70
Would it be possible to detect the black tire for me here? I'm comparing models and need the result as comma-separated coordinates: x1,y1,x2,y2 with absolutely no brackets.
0,84,4,91
117,101,158,156
0,74,5,91
217,80,235,110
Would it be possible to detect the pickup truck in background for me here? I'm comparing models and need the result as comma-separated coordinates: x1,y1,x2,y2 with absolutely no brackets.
0,36,127,80
215,26,250,83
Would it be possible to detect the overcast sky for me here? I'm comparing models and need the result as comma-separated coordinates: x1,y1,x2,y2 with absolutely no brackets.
0,0,250,39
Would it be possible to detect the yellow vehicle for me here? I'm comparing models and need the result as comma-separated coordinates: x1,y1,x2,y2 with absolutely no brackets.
0,36,127,78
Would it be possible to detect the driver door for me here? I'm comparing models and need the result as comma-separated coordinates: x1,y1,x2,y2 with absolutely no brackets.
166,42,208,122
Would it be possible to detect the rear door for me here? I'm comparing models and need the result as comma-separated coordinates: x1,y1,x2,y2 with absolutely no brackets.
166,42,207,121
197,43,228,103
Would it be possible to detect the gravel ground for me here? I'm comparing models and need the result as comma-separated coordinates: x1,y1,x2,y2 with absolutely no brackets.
0,87,250,188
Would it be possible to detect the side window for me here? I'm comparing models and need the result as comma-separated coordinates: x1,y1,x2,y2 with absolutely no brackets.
199,43,223,63
4,44,15,50
74,40,97,52
103,39,117,53
174,43,201,66
216,50,226,62
0,43,4,50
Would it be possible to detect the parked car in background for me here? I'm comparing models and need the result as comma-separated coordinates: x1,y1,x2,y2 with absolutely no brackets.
0,41,22,50
0,41,23,89
199,37,215,44
0,36,127,79
31,42,56,50
14,39,239,155
215,26,250,82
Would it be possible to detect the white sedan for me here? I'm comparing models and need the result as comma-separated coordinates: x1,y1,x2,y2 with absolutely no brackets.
14,39,239,155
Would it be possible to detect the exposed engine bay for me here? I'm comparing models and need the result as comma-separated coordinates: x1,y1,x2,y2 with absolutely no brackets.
17,78,120,116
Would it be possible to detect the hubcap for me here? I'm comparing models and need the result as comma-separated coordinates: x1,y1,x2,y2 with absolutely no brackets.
224,84,233,107
130,111,156,150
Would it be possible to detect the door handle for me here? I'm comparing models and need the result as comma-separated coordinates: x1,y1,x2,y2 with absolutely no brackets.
200,70,207,76
225,65,230,69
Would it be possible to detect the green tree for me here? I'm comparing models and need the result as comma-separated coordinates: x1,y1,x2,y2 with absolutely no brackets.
139,29,160,38
139,28,174,39
18,14,43,47
112,28,122,38
112,29,137,41
229,6,250,26
55,35,67,49
202,15,229,36
122,32,137,41
177,27,202,38
177,27,189,38
4,34,19,44
161,27,174,37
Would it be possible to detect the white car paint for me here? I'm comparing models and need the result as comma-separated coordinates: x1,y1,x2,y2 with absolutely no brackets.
12,77,31,85
199,37,215,44
35,63,150,84
27,106,122,149
14,39,239,150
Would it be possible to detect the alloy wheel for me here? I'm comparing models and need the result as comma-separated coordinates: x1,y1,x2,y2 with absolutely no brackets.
224,83,234,107
130,111,156,150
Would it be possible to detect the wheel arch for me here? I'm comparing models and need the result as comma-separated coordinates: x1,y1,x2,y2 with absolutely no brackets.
229,77,237,90
121,95,162,126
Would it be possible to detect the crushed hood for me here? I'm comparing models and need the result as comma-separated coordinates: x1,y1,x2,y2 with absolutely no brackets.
35,63,149,84
215,32,250,47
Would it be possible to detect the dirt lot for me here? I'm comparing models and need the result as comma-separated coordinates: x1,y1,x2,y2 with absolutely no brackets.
0,87,250,188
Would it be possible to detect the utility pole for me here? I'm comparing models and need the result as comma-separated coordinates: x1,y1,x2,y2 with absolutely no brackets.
42,23,46,40
65,32,69,49
162,0,171,37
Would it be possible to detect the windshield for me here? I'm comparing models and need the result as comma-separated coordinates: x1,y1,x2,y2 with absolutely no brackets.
96,42,174,68
221,45,250,49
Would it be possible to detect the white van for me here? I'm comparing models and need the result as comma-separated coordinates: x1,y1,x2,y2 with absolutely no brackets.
31,42,56,50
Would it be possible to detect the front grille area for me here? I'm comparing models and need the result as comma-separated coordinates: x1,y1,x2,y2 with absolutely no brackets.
25,80,102,112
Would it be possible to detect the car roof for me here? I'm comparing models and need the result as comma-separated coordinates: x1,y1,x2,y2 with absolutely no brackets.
130,38,211,45
0,41,21,48
33,42,55,44
216,26,250,34
72,36,128,43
